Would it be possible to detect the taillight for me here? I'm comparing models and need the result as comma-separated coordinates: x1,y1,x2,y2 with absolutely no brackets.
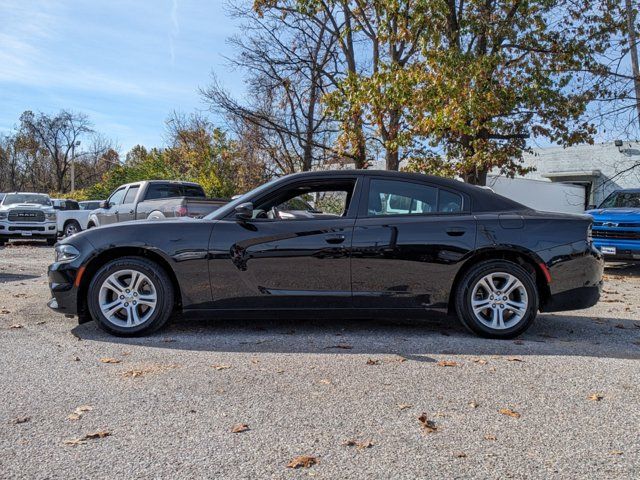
174,205,188,217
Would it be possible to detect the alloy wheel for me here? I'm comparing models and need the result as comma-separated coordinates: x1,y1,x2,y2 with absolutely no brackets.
98,269,157,328
470,272,528,330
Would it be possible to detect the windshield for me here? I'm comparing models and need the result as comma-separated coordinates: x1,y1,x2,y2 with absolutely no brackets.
3,193,52,206
204,177,281,220
599,191,640,209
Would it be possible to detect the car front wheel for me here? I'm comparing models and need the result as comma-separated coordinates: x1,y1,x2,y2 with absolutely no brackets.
87,257,174,336
454,260,538,339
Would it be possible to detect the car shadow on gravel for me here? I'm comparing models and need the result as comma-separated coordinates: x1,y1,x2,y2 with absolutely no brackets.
71,311,640,360
604,262,640,277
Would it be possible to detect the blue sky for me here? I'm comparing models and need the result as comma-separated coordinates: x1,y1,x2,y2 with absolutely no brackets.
0,0,245,153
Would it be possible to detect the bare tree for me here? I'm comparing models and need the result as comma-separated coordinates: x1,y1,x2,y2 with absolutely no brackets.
202,1,344,174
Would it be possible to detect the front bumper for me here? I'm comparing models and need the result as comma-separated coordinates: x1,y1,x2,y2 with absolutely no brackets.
0,220,57,238
593,239,640,262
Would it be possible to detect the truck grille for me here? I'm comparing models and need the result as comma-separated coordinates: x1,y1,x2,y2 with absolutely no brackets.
592,229,640,240
8,226,45,232
7,210,45,222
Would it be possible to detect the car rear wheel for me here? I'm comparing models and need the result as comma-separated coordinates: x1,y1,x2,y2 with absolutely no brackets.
64,220,81,237
87,257,174,336
454,260,538,339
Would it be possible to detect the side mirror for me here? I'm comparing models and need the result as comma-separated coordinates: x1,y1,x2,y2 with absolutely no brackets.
235,202,253,220
100,200,110,209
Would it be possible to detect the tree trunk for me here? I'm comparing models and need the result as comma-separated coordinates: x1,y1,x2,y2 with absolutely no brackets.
625,0,640,127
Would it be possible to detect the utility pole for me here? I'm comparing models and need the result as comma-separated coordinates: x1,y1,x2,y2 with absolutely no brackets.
626,0,640,127
70,140,80,192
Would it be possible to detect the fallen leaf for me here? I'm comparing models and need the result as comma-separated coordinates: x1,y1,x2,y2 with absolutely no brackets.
506,357,524,362
11,416,31,424
13,293,27,298
343,439,374,450
484,434,497,441
610,450,623,455
436,360,458,367
63,430,111,446
454,452,467,458
0,309,11,315
161,338,176,343
121,364,179,378
366,358,380,365
325,344,353,350
588,393,604,401
418,413,438,433
397,403,413,410
231,423,250,433
468,401,479,409
614,324,625,329
513,340,524,345
72,356,80,362
287,455,318,469
68,405,93,421
9,324,23,329
99,357,121,364
472,358,488,365
211,364,231,371
319,379,332,385
498,408,521,418
36,321,46,325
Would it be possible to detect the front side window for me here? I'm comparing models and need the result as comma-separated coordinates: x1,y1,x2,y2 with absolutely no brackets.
253,180,355,220
109,188,127,206
367,179,463,216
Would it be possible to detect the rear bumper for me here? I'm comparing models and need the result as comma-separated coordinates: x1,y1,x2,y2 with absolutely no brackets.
541,284,602,312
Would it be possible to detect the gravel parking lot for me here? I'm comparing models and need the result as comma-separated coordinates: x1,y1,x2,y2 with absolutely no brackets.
1,242,639,479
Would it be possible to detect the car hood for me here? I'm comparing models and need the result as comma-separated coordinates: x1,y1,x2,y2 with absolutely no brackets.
0,203,53,211
586,208,640,223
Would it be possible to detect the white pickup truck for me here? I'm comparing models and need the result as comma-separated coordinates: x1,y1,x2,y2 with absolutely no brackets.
51,198,98,237
0,192,58,246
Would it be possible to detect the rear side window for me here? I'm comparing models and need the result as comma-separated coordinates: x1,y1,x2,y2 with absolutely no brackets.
367,179,464,216
145,184,182,200
124,186,140,204
181,185,206,198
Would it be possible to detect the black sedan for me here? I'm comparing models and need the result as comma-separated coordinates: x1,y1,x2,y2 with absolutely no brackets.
48,170,603,339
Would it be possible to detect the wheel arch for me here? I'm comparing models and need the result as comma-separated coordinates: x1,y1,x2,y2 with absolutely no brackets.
77,246,182,320
448,247,551,314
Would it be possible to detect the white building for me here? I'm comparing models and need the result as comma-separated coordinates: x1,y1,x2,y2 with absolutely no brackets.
515,141,640,208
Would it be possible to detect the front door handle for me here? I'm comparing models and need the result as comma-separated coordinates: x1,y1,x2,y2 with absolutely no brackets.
446,228,466,237
128,210,134,214
325,234,346,244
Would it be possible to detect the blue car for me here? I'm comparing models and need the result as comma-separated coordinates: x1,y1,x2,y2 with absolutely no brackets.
587,188,640,262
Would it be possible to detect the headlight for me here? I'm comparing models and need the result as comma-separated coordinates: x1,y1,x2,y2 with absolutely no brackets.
45,211,57,221
55,244,80,263
0,212,7,220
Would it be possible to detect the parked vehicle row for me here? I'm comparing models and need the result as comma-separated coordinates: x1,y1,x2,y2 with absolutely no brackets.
48,170,603,339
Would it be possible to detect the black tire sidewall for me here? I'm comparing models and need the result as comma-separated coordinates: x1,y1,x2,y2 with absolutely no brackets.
455,260,539,339
65,221,80,237
87,256,174,336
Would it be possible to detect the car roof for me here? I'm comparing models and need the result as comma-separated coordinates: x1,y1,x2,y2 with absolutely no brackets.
282,170,527,212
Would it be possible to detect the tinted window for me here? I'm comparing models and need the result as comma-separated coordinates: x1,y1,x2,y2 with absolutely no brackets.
145,184,182,200
181,185,206,198
438,190,463,213
109,188,127,205
368,179,437,216
123,186,140,204
80,201,101,210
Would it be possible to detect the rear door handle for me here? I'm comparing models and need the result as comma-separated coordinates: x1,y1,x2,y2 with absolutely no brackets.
129,210,134,214
446,228,466,237
325,234,346,244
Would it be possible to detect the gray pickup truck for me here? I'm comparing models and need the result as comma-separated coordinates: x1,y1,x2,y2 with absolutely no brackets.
86,180,228,228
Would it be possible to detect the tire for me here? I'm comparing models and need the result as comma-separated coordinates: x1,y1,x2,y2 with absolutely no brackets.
87,222,96,229
87,256,175,336
64,220,81,237
46,237,57,246
454,260,538,339
0,238,6,246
